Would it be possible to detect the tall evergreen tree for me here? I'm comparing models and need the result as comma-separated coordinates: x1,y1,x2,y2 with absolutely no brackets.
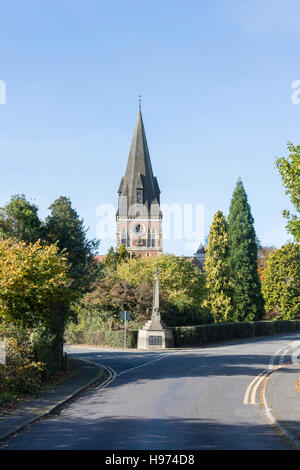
227,179,264,321
44,196,100,296
204,211,232,322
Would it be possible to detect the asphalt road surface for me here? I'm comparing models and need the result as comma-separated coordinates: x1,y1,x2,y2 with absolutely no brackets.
4,333,300,450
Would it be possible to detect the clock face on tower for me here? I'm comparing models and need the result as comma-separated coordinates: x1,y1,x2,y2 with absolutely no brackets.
132,222,146,235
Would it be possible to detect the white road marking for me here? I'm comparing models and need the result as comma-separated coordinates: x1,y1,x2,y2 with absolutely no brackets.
268,345,287,369
279,349,289,365
95,365,117,389
117,353,172,376
292,347,300,364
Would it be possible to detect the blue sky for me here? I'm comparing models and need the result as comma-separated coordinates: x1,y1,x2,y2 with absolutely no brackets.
0,0,299,255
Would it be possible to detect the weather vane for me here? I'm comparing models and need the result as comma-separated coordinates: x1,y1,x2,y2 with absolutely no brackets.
138,94,142,109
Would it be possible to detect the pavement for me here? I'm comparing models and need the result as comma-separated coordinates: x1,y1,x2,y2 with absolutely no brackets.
0,357,105,444
1,345,300,449
263,362,300,449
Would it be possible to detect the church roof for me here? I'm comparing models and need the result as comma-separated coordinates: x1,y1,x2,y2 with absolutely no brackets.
195,243,206,255
118,107,160,215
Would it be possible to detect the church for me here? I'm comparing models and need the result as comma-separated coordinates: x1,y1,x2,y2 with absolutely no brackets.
116,105,163,258
113,104,205,266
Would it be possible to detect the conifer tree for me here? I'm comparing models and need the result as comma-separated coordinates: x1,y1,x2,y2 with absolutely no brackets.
44,196,100,295
204,211,232,322
227,179,264,321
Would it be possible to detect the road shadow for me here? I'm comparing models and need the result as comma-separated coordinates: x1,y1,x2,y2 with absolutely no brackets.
3,414,291,450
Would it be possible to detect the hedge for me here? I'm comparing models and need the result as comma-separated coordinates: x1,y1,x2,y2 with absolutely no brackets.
66,320,300,349
172,320,300,347
65,328,138,349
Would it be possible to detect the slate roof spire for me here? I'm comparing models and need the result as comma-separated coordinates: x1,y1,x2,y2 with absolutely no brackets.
118,106,160,215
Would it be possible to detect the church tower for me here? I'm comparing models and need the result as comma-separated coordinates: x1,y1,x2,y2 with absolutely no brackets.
116,106,162,257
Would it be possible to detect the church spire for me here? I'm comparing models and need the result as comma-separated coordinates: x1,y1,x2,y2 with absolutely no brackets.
118,106,160,213
116,105,163,257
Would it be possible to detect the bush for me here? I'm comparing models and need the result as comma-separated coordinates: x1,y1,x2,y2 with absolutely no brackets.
0,324,55,395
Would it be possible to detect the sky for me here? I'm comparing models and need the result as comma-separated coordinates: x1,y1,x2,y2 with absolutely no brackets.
0,0,299,255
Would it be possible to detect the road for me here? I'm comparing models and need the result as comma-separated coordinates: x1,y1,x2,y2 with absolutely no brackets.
4,333,300,450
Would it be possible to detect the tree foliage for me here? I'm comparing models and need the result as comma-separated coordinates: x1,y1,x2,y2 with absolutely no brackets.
261,243,300,320
0,237,72,370
204,211,232,322
103,244,131,270
0,194,42,243
227,179,264,321
257,246,276,283
79,271,152,330
117,254,206,324
43,196,100,295
276,142,300,242
0,238,70,326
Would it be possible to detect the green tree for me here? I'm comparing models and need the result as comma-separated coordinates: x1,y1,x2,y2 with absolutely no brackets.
103,244,130,270
276,142,300,242
0,194,42,243
261,243,300,319
117,254,206,325
44,196,100,295
204,211,232,322
227,179,264,321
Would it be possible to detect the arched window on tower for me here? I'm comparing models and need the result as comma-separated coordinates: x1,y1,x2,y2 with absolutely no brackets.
127,230,131,247
152,228,158,248
121,229,127,247
147,229,151,248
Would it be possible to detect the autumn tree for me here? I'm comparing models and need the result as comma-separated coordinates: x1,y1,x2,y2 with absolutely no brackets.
227,179,265,321
261,243,300,319
79,272,152,330
257,246,276,283
204,211,232,322
0,238,72,370
276,142,300,242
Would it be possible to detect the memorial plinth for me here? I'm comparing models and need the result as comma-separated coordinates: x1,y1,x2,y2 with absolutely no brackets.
137,270,174,349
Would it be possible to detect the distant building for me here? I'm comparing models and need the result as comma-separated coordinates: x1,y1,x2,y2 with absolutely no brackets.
116,106,162,258
194,243,206,270
94,254,106,263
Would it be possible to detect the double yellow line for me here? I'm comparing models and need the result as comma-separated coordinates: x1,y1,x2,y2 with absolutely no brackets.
243,368,275,405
